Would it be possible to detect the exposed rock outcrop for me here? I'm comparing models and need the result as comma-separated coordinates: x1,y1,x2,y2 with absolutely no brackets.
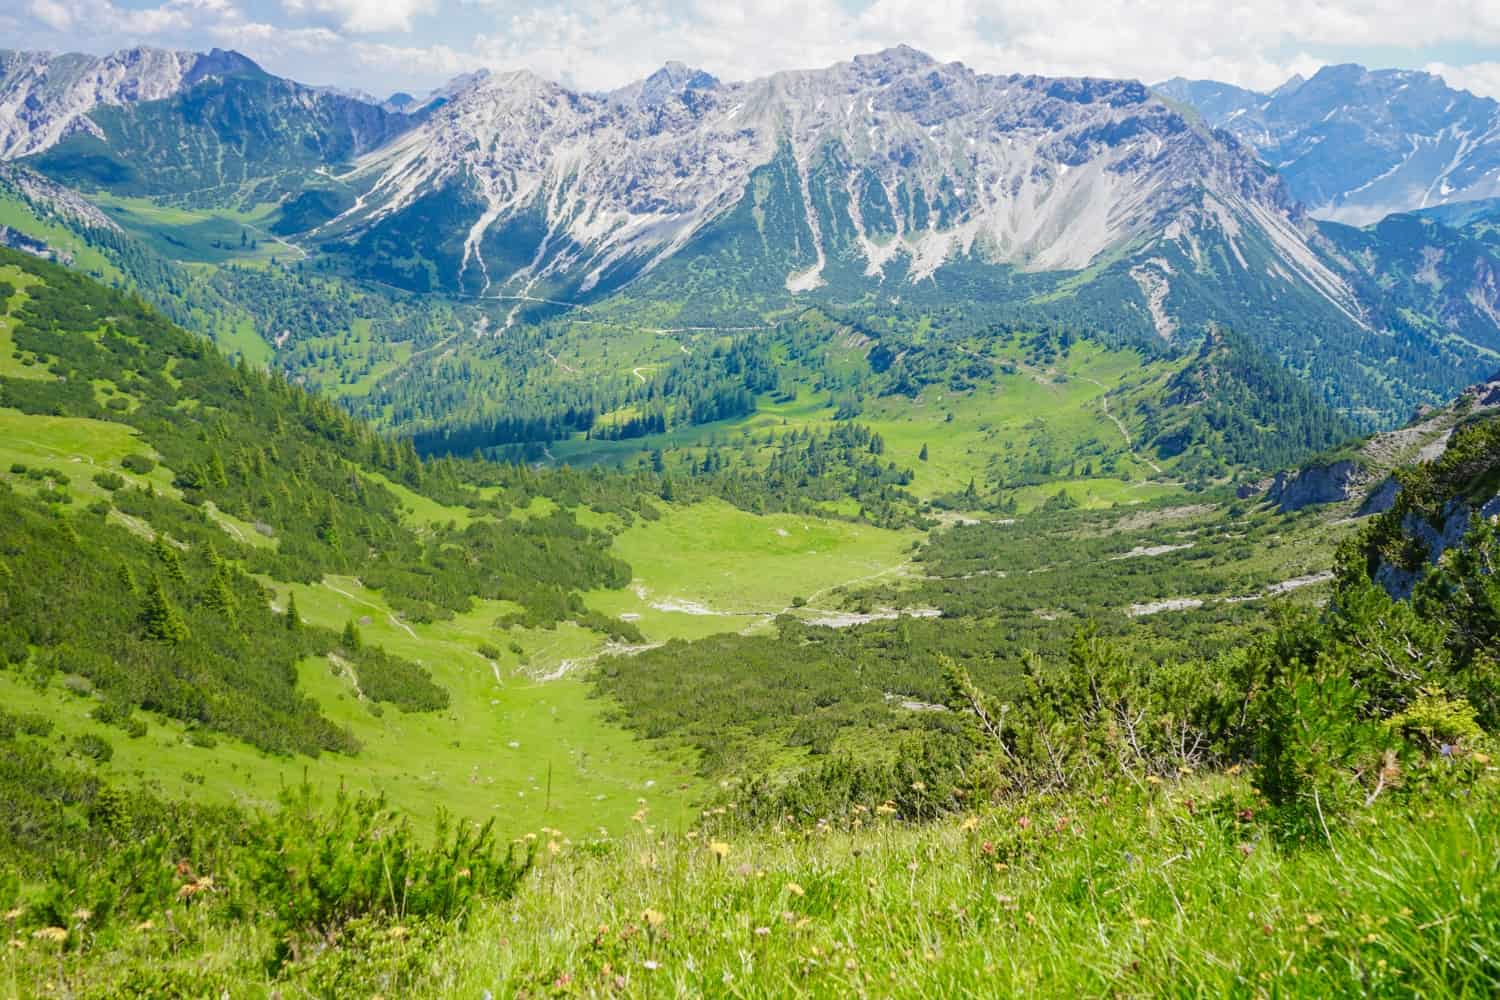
1265,459,1362,512
1356,476,1400,516
1374,494,1500,598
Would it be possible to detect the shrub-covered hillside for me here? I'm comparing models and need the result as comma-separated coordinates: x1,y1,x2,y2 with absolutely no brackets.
2,246,1498,997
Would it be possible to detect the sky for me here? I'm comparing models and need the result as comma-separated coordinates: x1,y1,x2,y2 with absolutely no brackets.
6,0,1500,101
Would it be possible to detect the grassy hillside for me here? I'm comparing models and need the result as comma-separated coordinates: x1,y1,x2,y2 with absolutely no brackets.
2,248,1499,996
0,247,691,837
0,247,928,840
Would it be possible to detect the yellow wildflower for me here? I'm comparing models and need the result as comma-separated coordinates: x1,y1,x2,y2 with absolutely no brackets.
641,909,666,928
786,882,805,897
960,816,980,832
708,840,731,860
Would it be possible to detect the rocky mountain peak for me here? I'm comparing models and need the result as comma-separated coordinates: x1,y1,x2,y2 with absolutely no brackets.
612,62,720,108
1270,73,1306,98
0,46,209,157
184,48,264,86
317,44,1365,321
851,44,938,79
1161,61,1500,223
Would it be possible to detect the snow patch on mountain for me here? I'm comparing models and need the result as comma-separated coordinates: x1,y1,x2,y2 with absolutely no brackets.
329,46,1337,306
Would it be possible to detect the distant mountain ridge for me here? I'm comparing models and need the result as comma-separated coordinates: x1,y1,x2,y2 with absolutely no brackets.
322,46,1338,301
1156,65,1500,225
0,47,269,159
4,45,1500,423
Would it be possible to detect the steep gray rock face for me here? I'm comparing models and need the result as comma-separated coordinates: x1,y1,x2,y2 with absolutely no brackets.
0,224,61,262
1375,494,1500,598
0,162,119,233
1357,477,1400,517
327,45,1358,313
1266,459,1362,512
0,47,250,158
1157,66,1500,225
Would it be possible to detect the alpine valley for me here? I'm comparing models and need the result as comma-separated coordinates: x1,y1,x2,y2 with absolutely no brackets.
2,40,1500,999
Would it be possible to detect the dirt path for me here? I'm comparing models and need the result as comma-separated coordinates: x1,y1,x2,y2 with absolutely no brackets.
244,223,308,261
535,641,663,683
804,559,916,603
545,349,579,374
1077,376,1165,475
322,581,418,638
328,652,365,699
205,503,246,542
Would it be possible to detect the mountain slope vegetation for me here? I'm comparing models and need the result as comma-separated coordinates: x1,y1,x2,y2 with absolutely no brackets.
1,208,1500,995
1,46,1499,995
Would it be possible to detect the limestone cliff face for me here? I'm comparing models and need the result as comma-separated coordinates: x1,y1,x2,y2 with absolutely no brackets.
1374,494,1500,598
1266,459,1362,512
1268,372,1500,516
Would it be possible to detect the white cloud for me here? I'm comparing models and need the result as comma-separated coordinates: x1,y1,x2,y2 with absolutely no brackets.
395,0,1500,96
280,0,438,33
27,0,75,32
1424,62,1500,101
14,0,1500,101
20,0,240,43
441,0,1500,97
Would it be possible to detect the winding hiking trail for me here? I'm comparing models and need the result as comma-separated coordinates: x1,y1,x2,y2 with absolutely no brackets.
322,580,418,638
534,641,663,683
244,222,308,261
328,652,365,700
1077,375,1165,475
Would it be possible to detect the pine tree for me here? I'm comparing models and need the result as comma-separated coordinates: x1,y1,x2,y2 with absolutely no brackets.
316,497,340,549
285,592,301,632
919,443,929,462
208,450,229,489
202,565,238,626
341,620,362,651
153,535,187,584
141,575,189,644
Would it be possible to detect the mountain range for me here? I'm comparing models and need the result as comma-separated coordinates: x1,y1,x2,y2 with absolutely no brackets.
1156,65,1500,226
2,45,1500,427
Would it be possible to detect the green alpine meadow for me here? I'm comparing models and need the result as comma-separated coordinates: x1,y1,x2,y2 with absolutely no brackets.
1,26,1500,998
